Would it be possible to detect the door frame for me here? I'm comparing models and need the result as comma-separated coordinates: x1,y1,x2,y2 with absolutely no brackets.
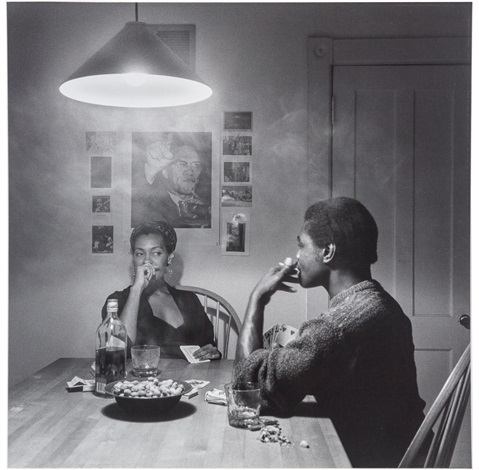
305,37,471,318
306,37,471,204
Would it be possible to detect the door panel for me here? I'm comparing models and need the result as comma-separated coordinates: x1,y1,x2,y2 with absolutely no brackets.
332,65,470,410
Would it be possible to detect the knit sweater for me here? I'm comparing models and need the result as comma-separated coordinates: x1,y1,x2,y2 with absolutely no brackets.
233,280,426,467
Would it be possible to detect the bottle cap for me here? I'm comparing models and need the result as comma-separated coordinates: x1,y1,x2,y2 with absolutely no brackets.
107,299,118,308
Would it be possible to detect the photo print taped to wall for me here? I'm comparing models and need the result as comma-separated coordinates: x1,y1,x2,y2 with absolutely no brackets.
86,131,116,154
90,157,112,188
92,225,113,254
131,132,213,229
221,211,250,256
222,135,252,156
224,112,252,131
223,161,251,183
92,195,111,213
221,185,252,207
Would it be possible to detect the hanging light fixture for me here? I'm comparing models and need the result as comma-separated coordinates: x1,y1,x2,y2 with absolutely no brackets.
59,4,212,108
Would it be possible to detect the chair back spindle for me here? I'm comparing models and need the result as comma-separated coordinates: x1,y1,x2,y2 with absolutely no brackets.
175,285,242,359
399,344,470,468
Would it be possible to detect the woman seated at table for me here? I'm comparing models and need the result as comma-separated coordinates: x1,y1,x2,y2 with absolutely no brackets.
101,220,220,360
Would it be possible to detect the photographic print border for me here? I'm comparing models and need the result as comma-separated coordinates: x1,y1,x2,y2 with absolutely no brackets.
224,111,253,131
221,210,251,256
222,160,252,184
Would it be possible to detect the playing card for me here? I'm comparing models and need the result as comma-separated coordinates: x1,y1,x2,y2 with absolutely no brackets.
272,324,282,348
275,324,299,347
66,376,95,392
184,379,211,399
263,326,275,349
180,345,210,363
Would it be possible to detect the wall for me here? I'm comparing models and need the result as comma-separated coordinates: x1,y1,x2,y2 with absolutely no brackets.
8,2,471,386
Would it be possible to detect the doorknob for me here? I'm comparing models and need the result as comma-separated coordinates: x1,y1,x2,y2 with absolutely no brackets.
459,315,470,329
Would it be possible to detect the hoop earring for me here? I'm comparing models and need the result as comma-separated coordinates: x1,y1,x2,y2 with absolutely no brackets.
167,265,173,276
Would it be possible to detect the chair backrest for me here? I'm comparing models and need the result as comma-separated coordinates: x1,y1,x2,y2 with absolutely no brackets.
175,285,242,359
399,344,471,468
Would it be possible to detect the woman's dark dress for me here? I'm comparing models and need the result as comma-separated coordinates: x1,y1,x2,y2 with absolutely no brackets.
102,284,215,358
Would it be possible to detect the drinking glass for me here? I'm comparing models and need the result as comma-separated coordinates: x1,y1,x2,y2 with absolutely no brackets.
224,382,261,428
131,345,161,377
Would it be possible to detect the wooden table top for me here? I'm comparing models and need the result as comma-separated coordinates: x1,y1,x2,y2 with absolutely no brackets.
9,358,351,468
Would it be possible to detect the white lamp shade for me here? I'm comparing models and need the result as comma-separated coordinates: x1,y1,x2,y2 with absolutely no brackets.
59,21,212,108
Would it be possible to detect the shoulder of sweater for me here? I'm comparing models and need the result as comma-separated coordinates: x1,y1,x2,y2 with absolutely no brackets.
330,285,407,329
302,282,405,331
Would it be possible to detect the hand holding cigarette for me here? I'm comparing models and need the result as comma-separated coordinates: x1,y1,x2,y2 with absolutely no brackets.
133,262,158,290
279,257,299,273
251,256,300,305
142,263,157,281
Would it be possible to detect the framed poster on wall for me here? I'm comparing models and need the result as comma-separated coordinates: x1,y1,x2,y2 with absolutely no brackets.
130,131,219,246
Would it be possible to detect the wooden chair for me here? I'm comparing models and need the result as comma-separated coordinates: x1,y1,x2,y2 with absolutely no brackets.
399,344,471,468
175,285,242,359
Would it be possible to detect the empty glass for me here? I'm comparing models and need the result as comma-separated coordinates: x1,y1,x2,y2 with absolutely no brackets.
224,382,261,428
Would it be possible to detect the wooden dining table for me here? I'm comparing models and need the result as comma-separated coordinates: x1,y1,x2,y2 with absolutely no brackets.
9,358,351,468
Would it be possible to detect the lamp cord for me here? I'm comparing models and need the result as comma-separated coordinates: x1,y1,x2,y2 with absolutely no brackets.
135,2,139,22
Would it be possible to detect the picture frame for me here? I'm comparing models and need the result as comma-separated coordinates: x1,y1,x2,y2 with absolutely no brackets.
86,131,116,154
92,225,114,254
131,131,213,229
221,210,250,256
126,130,220,247
221,185,252,207
92,195,111,213
224,111,253,131
222,135,252,156
223,160,251,184
90,156,112,188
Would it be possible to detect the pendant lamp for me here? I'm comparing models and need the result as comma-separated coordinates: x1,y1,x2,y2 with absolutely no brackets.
59,6,212,108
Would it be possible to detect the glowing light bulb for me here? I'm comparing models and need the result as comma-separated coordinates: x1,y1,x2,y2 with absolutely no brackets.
123,72,149,87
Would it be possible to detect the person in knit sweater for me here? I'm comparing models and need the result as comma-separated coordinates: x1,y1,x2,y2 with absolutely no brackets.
234,197,427,468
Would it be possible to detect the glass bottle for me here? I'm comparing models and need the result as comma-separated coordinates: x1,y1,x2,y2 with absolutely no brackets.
94,298,127,397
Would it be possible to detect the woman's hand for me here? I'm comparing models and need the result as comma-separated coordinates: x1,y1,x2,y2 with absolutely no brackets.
252,257,299,306
193,344,221,361
133,262,156,291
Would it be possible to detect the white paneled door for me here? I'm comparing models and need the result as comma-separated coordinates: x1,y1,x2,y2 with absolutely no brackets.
307,38,470,412
331,64,470,408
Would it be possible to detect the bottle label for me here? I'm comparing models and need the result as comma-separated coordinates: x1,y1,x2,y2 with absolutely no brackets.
95,378,106,395
106,336,126,349
95,347,127,393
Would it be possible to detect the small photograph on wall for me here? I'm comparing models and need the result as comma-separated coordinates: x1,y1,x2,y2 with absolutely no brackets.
86,131,116,154
91,156,112,188
222,212,250,256
92,225,114,254
222,185,252,207
223,161,251,183
224,112,252,131
131,132,213,229
222,135,252,156
92,195,111,213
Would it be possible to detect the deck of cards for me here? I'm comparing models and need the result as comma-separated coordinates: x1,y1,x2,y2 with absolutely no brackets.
180,345,210,363
205,388,227,406
66,376,95,392
263,324,299,350
183,379,210,399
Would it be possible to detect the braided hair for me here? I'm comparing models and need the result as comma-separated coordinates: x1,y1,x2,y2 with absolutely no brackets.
130,220,177,254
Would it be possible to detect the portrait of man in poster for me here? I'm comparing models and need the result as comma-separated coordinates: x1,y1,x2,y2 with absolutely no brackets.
131,132,212,229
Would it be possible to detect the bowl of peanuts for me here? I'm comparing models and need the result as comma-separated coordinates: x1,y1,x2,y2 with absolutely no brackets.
105,378,192,413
